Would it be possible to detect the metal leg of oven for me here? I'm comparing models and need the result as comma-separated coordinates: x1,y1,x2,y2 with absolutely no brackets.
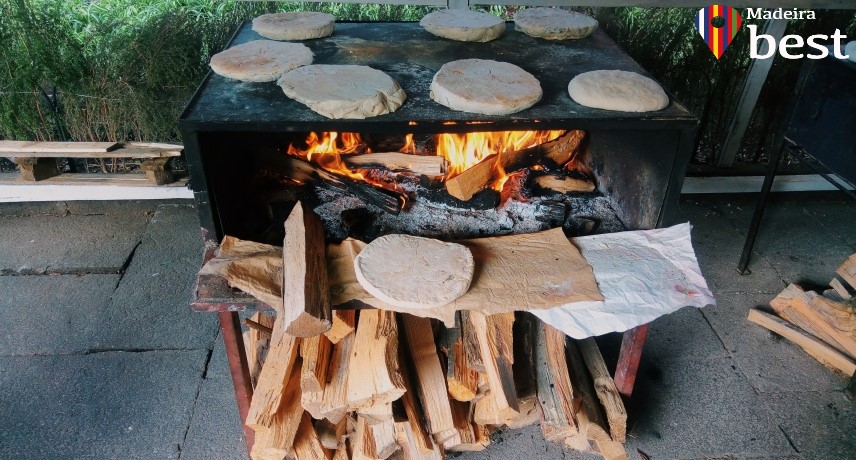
217,311,255,455
614,323,649,399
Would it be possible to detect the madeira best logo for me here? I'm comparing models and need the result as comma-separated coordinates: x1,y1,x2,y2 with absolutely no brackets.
694,5,850,60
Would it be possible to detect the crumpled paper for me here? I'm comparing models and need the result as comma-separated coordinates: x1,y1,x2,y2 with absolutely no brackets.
532,223,716,339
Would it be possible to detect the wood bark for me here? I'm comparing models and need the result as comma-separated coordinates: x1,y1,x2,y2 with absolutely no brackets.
342,152,446,176
282,202,332,337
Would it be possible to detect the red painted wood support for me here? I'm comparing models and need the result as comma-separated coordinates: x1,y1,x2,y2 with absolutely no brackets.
218,311,255,454
614,323,649,399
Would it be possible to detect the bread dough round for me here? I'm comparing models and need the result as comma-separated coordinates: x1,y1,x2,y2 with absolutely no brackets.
252,12,335,40
419,9,505,42
568,70,668,112
845,41,856,62
354,234,475,309
430,59,542,115
514,7,598,40
278,65,406,119
210,40,313,82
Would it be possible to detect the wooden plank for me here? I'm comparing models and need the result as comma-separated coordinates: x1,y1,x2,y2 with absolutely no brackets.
347,310,407,410
535,323,577,441
1,141,182,158
837,253,856,291
324,310,356,344
250,363,305,460
748,309,856,376
614,324,648,399
717,18,788,167
0,173,188,188
577,338,628,443
401,315,456,436
282,202,333,337
0,141,118,153
320,333,355,424
245,315,300,430
292,413,330,460
342,152,446,176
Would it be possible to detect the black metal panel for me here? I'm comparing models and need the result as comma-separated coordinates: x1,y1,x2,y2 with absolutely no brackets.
179,22,695,133
785,52,856,187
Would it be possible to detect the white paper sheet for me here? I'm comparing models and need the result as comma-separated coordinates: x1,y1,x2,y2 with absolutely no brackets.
532,223,715,339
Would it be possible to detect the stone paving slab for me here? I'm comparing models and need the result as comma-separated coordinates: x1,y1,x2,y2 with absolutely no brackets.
702,291,849,394
761,391,856,460
643,306,729,363
0,274,120,355
0,350,207,460
626,355,794,459
0,213,150,274
0,200,181,218
90,204,218,351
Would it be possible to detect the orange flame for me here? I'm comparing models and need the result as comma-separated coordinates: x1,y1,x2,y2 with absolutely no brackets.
287,132,370,181
400,134,416,154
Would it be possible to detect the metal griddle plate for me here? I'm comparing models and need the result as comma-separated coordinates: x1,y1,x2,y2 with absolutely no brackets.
180,22,697,133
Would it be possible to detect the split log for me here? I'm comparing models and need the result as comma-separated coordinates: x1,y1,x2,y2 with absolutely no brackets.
442,320,480,402
397,355,441,455
578,337,628,443
359,402,395,425
837,253,856,290
293,413,330,460
343,152,446,177
320,333,355,424
748,309,856,377
251,364,305,460
325,310,356,344
226,254,283,309
245,316,300,430
302,334,333,419
353,415,399,460
444,400,490,452
282,202,332,337
533,174,595,194
830,278,852,301
245,312,276,389
505,312,540,430
273,153,404,214
771,284,856,359
401,315,456,436
444,130,585,201
565,341,628,460
460,311,486,373
315,418,346,450
535,323,577,441
469,311,518,415
347,310,407,410
394,419,444,460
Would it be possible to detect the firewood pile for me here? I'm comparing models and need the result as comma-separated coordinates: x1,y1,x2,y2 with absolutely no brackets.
206,201,629,459
242,308,628,460
748,252,856,377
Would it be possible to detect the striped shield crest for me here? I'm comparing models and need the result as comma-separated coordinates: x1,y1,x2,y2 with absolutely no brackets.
695,5,743,59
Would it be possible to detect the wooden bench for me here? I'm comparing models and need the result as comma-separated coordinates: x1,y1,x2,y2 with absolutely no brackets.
0,141,183,185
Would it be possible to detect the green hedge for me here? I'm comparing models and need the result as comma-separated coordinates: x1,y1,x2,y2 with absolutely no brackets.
1,2,854,166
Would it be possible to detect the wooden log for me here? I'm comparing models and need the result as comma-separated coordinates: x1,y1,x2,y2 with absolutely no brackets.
320,333,355,424
244,312,276,389
226,253,283,310
245,316,300,430
353,416,399,460
359,402,395,425
443,322,479,402
250,364,305,460
772,284,856,359
542,130,586,166
577,337,628,443
270,153,404,214
140,157,174,185
394,419,444,460
444,400,490,452
315,418,346,450
532,174,595,194
347,310,407,410
444,130,585,201
469,311,519,416
749,309,856,376
830,278,852,301
460,311,486,373
14,157,60,181
324,310,356,344
505,312,540,430
565,341,627,460
397,356,440,455
293,413,331,460
282,202,332,337
535,323,577,441
401,315,456,436
837,253,856,291
302,334,333,419
342,152,446,176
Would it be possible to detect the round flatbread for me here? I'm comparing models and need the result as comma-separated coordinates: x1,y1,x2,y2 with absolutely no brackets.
419,9,505,42
354,234,475,309
845,41,856,62
278,65,406,119
430,59,542,115
514,7,598,40
252,12,335,40
568,70,668,112
209,40,313,82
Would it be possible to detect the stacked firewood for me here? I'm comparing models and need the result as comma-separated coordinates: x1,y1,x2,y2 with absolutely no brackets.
232,201,628,460
243,309,628,460
749,253,856,377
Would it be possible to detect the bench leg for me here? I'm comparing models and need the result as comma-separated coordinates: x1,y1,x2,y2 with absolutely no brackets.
141,157,174,185
218,311,255,455
13,157,59,181
614,323,649,399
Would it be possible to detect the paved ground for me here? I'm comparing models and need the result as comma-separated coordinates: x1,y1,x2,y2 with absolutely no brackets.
0,193,854,460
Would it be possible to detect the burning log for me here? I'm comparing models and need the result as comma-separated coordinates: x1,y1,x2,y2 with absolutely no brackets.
271,153,405,214
445,130,585,201
282,202,332,337
533,174,596,194
343,152,446,177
